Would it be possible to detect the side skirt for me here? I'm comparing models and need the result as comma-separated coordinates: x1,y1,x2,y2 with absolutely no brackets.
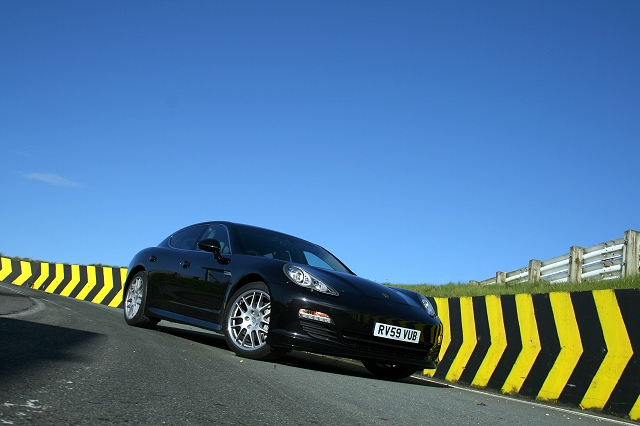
148,307,223,332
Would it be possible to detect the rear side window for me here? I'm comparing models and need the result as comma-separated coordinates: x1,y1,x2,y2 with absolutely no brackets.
170,224,207,250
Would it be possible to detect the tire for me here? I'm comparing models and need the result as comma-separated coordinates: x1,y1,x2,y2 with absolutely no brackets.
224,282,285,361
361,360,418,380
123,271,159,328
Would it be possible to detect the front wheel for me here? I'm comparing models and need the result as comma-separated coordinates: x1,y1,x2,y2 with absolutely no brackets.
223,282,285,361
361,360,418,380
124,272,158,328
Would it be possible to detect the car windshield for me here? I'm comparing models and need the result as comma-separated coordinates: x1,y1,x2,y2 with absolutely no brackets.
235,225,352,274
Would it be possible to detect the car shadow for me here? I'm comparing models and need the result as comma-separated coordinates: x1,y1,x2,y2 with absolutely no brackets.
154,321,449,388
278,351,449,388
0,317,105,386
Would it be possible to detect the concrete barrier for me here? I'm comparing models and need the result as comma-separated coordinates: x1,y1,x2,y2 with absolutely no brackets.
0,257,126,308
425,290,640,421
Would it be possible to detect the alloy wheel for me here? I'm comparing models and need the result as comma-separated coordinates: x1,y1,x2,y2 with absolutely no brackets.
227,289,271,351
125,275,143,320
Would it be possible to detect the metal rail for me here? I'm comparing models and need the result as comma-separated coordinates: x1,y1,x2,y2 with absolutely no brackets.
474,230,639,285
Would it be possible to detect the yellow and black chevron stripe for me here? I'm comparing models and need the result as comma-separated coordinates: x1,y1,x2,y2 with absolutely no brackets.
425,291,640,421
0,257,126,308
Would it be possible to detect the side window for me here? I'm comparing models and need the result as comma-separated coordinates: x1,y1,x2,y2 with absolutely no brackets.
199,224,231,254
170,225,207,250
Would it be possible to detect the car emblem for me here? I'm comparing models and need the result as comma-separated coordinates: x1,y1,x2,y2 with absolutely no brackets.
382,293,389,298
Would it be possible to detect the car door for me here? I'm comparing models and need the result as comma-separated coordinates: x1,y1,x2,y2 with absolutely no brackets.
174,251,231,325
160,224,209,318
171,224,233,326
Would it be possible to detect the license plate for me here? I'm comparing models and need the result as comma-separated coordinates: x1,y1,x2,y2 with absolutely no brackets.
373,323,420,343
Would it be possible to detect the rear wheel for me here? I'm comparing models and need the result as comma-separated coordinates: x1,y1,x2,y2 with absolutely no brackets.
124,272,158,328
224,282,285,361
361,360,418,380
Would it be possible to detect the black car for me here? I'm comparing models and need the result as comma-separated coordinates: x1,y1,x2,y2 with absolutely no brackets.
123,222,443,380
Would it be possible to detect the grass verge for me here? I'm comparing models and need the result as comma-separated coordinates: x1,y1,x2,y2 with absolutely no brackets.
0,253,125,269
390,275,640,298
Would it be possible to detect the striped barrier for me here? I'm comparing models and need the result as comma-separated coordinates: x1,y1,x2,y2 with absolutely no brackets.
425,291,640,421
0,256,126,308
1,256,638,420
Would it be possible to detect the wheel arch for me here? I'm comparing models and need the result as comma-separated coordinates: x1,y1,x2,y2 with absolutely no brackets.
124,265,146,291
225,273,270,307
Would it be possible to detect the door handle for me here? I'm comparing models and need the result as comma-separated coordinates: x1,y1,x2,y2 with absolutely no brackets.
181,261,191,268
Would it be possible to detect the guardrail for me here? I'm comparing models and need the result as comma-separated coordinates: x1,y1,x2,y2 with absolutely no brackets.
474,229,639,285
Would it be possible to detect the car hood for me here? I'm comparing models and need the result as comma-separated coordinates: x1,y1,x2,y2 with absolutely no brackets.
310,268,421,308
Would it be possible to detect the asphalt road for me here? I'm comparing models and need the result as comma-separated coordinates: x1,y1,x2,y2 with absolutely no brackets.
0,282,633,425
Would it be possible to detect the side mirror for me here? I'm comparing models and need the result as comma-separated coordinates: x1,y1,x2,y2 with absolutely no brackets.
198,238,221,253
197,239,230,264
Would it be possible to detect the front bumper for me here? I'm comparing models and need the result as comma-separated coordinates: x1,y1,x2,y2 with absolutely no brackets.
267,284,443,369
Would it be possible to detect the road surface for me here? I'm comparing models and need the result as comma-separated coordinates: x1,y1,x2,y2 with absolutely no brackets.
0,282,633,425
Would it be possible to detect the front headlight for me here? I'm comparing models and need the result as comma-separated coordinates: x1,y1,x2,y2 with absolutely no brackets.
284,265,339,296
419,294,436,317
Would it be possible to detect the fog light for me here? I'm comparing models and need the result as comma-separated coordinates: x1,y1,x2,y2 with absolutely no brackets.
299,309,333,324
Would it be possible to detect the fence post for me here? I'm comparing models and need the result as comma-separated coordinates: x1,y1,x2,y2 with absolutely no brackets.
568,246,584,283
496,271,506,285
623,230,639,277
528,259,541,282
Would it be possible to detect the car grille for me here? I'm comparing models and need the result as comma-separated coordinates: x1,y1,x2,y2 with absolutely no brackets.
342,329,429,360
299,320,338,341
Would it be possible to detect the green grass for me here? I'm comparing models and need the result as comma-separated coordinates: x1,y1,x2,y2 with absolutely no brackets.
0,252,47,264
388,275,640,298
0,253,125,269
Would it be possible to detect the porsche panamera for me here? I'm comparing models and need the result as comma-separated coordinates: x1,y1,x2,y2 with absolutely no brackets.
123,222,443,380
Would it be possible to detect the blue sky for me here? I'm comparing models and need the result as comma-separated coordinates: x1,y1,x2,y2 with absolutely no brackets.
2,1,639,284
